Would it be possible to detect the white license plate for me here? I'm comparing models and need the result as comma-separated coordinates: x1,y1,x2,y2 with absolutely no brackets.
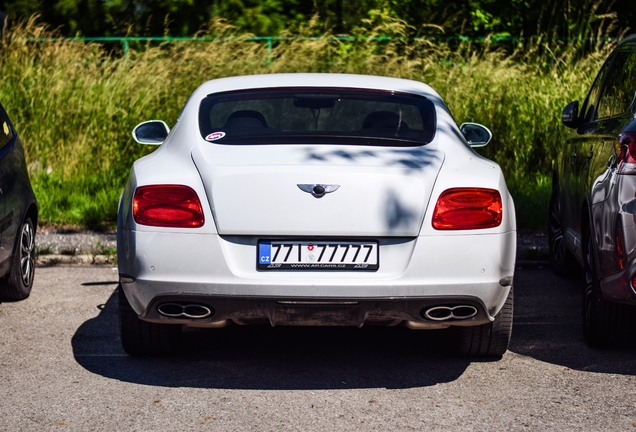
258,241,379,270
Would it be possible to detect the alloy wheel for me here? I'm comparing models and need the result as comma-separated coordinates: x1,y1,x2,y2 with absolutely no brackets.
19,221,35,287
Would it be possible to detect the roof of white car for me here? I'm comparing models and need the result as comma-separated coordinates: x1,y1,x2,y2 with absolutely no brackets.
194,73,440,100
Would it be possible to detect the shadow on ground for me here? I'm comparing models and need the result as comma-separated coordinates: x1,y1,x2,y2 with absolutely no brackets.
72,289,473,390
71,264,636,389
510,263,636,375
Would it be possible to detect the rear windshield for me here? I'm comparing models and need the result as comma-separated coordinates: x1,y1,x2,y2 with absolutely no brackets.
198,88,436,146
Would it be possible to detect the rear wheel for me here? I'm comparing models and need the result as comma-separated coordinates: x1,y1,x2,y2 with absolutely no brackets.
548,186,577,277
457,286,513,357
0,217,35,301
118,286,182,356
582,230,635,347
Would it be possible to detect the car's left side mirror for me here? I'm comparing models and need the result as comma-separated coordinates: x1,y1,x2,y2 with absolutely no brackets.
460,122,492,147
132,120,170,145
562,101,581,129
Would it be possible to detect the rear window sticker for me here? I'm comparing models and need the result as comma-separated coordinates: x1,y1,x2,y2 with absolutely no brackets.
205,131,226,141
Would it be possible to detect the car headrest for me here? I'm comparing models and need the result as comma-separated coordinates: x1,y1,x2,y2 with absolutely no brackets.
224,110,268,128
362,111,407,129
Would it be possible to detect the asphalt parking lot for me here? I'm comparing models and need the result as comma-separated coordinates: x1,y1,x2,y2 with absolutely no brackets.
1,262,635,431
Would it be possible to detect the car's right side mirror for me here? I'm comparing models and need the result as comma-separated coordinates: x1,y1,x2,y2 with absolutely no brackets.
132,120,170,145
562,101,581,129
459,122,492,147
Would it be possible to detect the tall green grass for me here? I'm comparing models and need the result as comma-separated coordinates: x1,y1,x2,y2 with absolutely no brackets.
0,17,614,229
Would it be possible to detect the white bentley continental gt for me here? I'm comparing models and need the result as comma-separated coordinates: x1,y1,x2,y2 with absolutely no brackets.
117,73,516,357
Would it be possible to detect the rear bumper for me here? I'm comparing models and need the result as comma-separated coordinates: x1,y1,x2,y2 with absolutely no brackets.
118,229,516,328
136,294,495,329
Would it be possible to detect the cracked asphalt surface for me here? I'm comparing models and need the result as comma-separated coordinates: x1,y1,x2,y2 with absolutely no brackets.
1,262,635,430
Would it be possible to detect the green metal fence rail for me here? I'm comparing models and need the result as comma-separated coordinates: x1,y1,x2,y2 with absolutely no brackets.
23,35,620,63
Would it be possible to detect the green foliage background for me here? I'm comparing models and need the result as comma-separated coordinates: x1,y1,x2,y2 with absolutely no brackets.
0,14,618,229
0,0,633,40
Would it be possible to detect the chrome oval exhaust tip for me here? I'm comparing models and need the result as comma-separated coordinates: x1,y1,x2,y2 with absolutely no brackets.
422,305,478,321
158,302,213,319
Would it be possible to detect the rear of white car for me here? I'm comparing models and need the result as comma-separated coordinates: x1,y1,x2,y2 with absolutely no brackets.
117,73,516,357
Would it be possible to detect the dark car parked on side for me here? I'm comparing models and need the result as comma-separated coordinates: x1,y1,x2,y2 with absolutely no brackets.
550,34,636,346
0,103,37,301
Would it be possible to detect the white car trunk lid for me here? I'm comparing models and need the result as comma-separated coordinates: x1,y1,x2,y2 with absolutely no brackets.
192,143,444,237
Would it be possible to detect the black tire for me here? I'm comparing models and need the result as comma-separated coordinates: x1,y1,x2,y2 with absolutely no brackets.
0,217,35,301
458,286,513,357
582,230,635,347
118,286,182,356
548,185,578,278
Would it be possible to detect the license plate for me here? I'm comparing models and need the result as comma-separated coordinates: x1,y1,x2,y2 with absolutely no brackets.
258,241,379,270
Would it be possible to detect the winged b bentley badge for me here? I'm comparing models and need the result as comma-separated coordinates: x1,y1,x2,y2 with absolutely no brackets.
297,184,340,198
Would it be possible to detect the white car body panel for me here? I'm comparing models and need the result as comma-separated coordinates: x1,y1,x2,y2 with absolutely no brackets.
118,230,514,321
192,143,444,236
118,73,516,331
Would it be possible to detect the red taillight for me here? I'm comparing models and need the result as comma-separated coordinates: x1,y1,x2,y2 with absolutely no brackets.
617,131,636,175
133,185,204,228
432,188,502,230
616,232,624,270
